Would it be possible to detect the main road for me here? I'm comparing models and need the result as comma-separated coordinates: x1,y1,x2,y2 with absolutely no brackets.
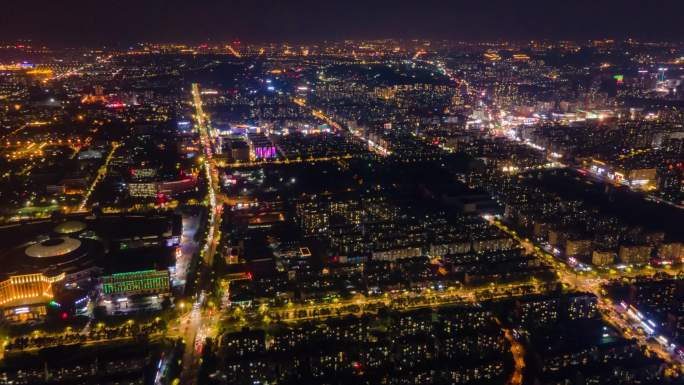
177,84,225,384
191,83,223,267
291,97,391,156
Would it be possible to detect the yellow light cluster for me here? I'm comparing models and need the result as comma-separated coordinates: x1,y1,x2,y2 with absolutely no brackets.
0,64,24,71
26,69,53,76
484,53,501,61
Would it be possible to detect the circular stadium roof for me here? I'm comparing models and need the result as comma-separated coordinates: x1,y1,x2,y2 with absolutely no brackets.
25,237,82,258
54,220,87,235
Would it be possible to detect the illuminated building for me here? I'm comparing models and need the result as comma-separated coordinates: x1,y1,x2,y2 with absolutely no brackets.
657,242,683,262
589,159,657,189
429,241,472,256
0,272,65,323
101,270,170,297
54,220,87,235
565,238,593,258
618,244,652,265
223,330,266,359
253,145,277,160
25,237,82,258
100,270,171,314
566,293,599,321
483,52,501,61
0,229,102,288
248,134,277,160
25,68,53,80
516,296,559,327
220,306,510,384
372,246,422,262
592,250,616,266
0,63,32,71
512,53,531,61
657,163,684,200
128,177,197,198
0,273,65,306
128,182,158,197
471,237,515,253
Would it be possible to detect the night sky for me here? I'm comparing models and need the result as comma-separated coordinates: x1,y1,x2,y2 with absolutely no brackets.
2,0,683,45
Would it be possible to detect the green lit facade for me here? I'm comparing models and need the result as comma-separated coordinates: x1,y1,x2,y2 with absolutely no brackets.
101,270,170,296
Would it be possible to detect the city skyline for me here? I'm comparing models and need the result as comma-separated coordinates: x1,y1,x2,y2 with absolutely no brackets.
1,0,684,45
1,5,684,384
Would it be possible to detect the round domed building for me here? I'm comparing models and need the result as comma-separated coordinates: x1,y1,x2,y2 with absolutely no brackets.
0,220,104,322
25,237,83,259
53,220,87,235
